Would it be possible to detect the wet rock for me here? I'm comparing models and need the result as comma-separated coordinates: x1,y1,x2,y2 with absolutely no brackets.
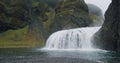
93,0,120,51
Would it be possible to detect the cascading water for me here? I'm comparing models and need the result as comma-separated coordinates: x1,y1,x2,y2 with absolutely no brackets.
43,27,101,50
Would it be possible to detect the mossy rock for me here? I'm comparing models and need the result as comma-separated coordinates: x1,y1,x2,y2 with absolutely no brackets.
49,0,93,33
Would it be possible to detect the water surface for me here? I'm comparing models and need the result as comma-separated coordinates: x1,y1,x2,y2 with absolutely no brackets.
0,48,120,63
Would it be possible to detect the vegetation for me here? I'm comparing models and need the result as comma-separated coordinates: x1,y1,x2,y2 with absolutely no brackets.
0,0,102,48
0,0,52,48
0,26,45,48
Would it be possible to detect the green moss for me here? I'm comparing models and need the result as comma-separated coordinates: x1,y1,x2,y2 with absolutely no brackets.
52,0,93,30
43,8,55,34
89,13,97,22
33,2,39,7
0,26,45,48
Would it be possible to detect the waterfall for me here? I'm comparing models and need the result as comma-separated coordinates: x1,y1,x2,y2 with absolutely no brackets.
43,27,101,50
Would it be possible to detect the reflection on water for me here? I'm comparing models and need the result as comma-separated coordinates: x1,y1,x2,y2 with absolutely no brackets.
0,48,120,63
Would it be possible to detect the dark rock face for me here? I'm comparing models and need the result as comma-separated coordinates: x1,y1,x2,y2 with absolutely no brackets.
45,0,58,8
0,0,28,32
93,0,120,51
50,0,93,33
0,0,52,47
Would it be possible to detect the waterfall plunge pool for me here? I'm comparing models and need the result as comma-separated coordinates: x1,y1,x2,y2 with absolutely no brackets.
36,26,120,63
0,48,119,63
0,27,120,63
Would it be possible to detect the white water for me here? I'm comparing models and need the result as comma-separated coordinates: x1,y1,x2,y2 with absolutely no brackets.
43,27,101,50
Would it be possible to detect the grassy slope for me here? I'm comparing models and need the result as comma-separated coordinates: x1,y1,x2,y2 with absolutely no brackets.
0,26,45,48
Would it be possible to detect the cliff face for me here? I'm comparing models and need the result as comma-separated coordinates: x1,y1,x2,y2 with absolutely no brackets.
0,0,28,32
0,0,102,48
0,0,52,47
93,0,120,51
49,0,93,33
